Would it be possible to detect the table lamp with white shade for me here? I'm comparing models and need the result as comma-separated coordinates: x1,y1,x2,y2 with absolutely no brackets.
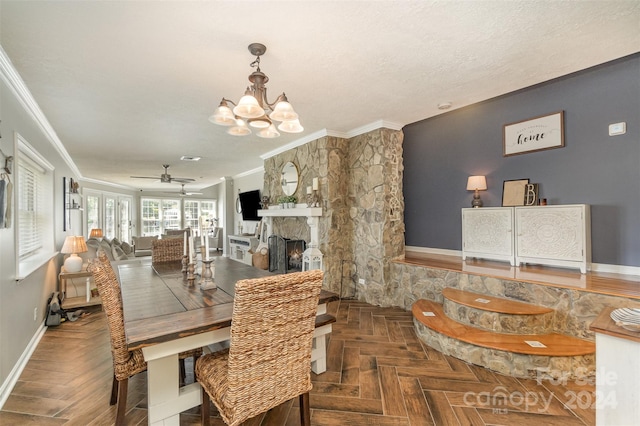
466,175,487,208
61,236,88,272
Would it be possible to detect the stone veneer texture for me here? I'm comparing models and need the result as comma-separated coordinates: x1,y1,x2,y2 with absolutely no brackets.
262,128,405,299
389,261,640,340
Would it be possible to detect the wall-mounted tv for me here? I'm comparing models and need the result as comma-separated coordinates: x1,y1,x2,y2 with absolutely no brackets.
239,189,261,221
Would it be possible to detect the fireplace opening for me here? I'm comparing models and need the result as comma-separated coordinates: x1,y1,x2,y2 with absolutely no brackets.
268,235,306,274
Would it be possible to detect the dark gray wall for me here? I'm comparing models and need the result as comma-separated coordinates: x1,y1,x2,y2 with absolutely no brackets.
403,54,640,267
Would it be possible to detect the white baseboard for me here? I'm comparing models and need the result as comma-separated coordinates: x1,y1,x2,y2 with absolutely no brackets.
404,246,640,278
591,262,640,277
0,322,47,409
405,246,462,257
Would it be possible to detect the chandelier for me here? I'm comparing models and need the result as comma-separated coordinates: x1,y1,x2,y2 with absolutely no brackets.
209,43,303,138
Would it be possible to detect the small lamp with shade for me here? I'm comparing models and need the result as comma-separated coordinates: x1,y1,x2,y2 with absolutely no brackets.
89,228,103,239
466,175,487,208
61,236,88,272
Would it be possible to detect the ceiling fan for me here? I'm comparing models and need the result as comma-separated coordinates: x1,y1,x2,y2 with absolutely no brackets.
164,184,203,197
131,164,195,184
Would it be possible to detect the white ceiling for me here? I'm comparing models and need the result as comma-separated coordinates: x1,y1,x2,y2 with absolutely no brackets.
1,1,639,191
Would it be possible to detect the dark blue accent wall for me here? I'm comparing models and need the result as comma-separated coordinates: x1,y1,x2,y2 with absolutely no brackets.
403,54,640,267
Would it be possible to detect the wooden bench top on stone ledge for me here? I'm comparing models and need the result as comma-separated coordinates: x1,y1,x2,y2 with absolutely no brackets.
412,299,594,357
442,288,554,315
397,252,640,300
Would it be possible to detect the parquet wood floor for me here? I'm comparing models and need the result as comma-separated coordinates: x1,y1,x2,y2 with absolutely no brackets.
0,300,595,425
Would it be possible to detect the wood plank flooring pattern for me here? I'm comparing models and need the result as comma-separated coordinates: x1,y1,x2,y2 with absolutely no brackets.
0,300,595,425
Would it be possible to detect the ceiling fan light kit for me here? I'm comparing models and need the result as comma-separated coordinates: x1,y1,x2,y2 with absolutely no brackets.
209,43,304,138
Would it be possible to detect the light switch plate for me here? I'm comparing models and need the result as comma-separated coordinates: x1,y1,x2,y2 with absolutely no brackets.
609,122,626,136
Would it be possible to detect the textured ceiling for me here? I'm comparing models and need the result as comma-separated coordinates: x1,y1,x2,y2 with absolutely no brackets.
1,1,639,190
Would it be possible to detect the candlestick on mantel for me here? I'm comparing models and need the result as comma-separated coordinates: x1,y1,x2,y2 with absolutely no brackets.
312,178,319,191
205,237,209,260
307,186,312,195
189,236,195,264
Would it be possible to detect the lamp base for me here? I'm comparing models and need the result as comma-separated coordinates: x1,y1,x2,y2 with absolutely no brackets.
63,253,83,272
471,191,483,208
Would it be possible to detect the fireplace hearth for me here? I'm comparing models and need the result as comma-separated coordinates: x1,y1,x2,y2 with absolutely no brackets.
268,235,306,274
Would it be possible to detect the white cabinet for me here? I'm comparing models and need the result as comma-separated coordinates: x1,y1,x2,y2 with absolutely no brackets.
515,204,591,273
461,204,591,273
462,208,515,265
228,235,258,266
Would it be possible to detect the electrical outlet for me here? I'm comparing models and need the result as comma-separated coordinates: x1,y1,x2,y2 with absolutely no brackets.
33,307,38,321
609,122,626,136
358,278,365,285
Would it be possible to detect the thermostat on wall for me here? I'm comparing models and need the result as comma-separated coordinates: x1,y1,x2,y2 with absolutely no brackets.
609,122,626,136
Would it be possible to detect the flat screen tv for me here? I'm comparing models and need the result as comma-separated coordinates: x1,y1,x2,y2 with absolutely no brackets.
239,189,261,221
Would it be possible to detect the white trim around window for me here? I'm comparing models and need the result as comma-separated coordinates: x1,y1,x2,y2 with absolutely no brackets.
14,133,56,280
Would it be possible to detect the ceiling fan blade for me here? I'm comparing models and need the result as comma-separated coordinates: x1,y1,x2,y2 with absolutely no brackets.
130,176,160,179
172,177,196,183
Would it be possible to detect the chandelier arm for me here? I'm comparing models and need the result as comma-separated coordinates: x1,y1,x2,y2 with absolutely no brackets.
260,90,288,111
221,97,237,107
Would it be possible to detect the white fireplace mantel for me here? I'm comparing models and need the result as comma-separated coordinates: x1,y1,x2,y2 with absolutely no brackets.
258,207,323,268
257,206,322,218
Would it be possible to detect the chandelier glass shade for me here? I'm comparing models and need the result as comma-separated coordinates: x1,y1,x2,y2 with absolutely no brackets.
209,43,303,138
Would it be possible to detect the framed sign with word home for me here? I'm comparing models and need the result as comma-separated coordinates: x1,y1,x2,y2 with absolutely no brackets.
503,111,564,157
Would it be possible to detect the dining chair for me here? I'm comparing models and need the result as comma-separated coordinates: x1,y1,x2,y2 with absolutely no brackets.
88,252,202,425
151,237,184,264
195,269,324,426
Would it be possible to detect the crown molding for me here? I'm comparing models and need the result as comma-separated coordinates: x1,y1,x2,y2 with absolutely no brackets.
233,165,264,179
80,176,138,191
0,45,82,177
259,120,405,160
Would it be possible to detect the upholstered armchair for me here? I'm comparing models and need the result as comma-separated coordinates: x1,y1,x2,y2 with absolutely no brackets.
132,235,158,257
208,227,223,251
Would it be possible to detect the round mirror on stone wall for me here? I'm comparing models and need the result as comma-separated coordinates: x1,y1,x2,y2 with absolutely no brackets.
281,161,299,196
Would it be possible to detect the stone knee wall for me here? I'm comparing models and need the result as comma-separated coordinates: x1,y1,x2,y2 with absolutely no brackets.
390,261,640,340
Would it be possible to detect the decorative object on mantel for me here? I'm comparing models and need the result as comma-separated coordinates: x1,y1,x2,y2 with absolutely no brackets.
278,195,297,208
61,236,88,273
306,177,321,208
209,43,304,138
260,195,270,210
466,175,487,208
503,111,564,157
502,178,529,207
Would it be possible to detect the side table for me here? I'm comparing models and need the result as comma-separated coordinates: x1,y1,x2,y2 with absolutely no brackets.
58,265,100,307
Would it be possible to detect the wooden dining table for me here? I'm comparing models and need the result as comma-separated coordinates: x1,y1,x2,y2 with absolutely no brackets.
118,257,338,426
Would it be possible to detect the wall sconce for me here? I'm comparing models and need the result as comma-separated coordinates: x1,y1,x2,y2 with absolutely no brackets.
61,236,88,272
466,175,487,208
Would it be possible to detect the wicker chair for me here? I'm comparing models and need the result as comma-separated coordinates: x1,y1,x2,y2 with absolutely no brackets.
88,252,201,425
195,270,323,426
151,238,184,264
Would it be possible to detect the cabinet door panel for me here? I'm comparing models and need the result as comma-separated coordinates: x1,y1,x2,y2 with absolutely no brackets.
463,208,513,256
516,206,584,261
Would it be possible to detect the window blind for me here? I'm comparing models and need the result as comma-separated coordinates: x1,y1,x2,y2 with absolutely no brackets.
18,155,44,259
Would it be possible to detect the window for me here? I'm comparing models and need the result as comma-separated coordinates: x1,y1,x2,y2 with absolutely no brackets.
16,134,55,279
184,199,216,232
140,197,216,236
86,194,100,234
140,198,181,236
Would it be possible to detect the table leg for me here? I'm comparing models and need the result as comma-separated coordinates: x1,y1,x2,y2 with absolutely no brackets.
85,277,91,303
142,328,231,425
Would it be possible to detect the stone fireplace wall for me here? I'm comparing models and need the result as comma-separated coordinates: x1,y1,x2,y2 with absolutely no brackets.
262,128,405,301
